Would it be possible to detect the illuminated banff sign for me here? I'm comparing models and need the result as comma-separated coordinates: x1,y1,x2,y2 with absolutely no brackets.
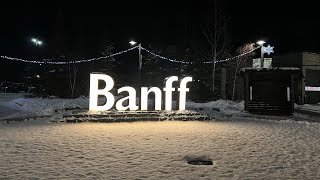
89,73,192,111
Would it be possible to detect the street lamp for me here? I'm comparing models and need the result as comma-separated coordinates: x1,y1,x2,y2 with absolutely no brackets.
129,40,142,83
256,40,266,46
129,40,137,46
256,40,266,68
31,38,43,46
256,40,274,68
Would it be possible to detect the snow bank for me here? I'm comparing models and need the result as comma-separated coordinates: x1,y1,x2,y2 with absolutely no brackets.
187,99,246,120
2,96,246,120
8,96,89,115
1,96,89,120
1,95,319,124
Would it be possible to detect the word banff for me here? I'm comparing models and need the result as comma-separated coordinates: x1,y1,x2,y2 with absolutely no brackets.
89,73,193,111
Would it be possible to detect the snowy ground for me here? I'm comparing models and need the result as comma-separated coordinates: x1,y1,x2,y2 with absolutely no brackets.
1,93,320,179
0,93,27,118
0,94,88,120
295,103,320,114
1,94,319,123
1,120,320,179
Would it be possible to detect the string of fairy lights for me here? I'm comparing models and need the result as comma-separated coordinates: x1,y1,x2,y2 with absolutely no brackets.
0,45,259,65
141,46,260,64
0,46,139,65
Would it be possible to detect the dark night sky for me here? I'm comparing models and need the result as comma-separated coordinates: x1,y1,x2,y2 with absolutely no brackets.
1,0,320,81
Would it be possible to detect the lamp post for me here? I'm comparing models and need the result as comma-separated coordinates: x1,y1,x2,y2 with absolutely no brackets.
256,40,266,68
31,38,43,46
129,40,143,108
256,40,274,68
30,37,43,57
129,40,142,83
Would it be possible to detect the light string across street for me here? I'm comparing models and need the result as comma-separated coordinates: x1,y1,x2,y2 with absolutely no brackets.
141,46,260,64
0,46,139,65
1,45,259,65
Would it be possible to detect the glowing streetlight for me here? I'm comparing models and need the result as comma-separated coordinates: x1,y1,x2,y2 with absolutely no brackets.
256,40,266,46
31,38,43,46
129,40,142,83
129,40,137,46
256,40,274,68
256,40,266,67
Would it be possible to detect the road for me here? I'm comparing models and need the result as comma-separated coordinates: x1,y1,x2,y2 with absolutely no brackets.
0,93,27,118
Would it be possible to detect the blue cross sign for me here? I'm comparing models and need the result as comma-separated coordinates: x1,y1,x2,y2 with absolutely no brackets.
263,45,274,55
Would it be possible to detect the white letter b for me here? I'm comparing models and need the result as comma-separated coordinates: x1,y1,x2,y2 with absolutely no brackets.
89,74,115,111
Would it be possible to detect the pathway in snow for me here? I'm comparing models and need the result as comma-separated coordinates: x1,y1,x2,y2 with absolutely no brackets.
0,93,27,118
0,120,319,179
0,105,18,117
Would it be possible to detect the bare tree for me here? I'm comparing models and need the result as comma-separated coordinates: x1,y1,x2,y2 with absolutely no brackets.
68,63,78,99
200,0,232,98
99,42,115,75
231,43,255,100
67,42,114,99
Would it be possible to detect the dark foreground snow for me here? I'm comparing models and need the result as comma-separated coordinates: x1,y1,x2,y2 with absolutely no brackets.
1,120,319,179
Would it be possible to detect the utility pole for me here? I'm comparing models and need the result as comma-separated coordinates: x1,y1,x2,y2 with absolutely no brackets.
138,43,142,83
260,45,264,68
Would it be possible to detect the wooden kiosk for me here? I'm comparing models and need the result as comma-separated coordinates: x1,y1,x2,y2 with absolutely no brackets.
240,67,301,115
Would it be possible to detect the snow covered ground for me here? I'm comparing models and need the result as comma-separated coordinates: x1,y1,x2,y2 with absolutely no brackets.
1,94,320,179
0,93,28,118
295,103,320,114
1,94,318,122
1,120,320,179
0,94,89,120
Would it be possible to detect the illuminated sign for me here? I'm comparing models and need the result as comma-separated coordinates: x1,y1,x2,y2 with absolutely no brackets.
89,73,192,111
252,58,272,68
305,86,320,92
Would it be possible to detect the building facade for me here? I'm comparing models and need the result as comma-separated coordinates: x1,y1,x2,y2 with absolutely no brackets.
273,52,320,104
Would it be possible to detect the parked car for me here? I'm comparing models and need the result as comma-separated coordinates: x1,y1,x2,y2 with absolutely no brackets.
0,82,28,93
0,82,15,93
13,83,28,93
27,86,37,93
